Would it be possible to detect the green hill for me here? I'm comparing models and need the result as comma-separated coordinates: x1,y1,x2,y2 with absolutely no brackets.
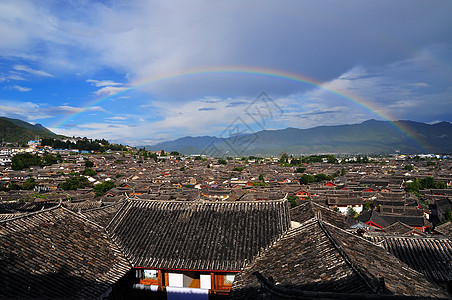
0,117,59,144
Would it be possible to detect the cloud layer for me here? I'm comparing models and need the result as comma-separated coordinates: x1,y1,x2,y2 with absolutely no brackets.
0,0,451,145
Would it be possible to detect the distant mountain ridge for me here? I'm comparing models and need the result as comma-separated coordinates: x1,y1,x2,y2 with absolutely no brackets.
0,117,59,143
145,120,452,155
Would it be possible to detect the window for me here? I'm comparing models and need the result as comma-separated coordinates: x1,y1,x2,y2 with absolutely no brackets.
224,274,235,285
139,269,159,286
214,273,237,290
144,269,158,280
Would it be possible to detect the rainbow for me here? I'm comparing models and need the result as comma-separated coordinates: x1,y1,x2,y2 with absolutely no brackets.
54,65,427,151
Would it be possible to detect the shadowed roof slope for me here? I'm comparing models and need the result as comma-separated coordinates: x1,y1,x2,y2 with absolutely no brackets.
230,217,449,299
366,235,452,283
81,200,127,228
0,206,131,299
290,201,349,229
107,199,291,271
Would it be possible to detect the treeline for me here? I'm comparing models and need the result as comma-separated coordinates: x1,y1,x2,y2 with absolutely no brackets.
280,154,338,165
12,153,60,170
41,138,126,152
0,178,37,191
406,177,447,193
299,173,336,184
58,174,116,197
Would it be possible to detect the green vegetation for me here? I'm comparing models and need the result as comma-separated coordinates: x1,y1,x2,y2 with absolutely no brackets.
281,154,338,166
299,173,334,184
22,178,37,190
406,177,447,193
252,181,268,186
0,117,57,143
233,167,244,172
136,148,158,161
287,195,298,208
84,159,94,168
59,175,91,190
12,153,59,170
362,201,373,211
347,207,357,218
404,165,413,171
82,168,97,176
406,177,447,202
41,137,125,152
94,181,116,197
217,159,227,165
294,167,306,173
0,178,37,191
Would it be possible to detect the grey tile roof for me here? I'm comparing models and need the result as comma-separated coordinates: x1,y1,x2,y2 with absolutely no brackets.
80,200,127,228
0,206,131,299
107,199,291,271
366,235,452,283
435,221,452,236
230,217,449,299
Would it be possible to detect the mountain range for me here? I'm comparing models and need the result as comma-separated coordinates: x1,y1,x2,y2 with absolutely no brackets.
0,117,58,144
1,117,450,154
145,120,452,155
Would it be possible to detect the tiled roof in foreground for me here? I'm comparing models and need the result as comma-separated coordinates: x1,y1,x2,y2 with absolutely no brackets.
107,199,291,271
366,235,452,283
0,206,131,299
230,217,449,299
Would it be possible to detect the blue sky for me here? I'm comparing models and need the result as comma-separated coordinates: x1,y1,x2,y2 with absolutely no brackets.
1,0,451,145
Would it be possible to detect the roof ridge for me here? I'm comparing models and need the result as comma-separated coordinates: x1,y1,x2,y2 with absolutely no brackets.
317,213,380,293
123,198,288,204
0,200,62,223
60,206,105,230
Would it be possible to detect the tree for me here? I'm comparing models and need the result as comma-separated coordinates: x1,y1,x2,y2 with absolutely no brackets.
22,178,36,190
82,168,97,177
300,174,315,184
59,175,91,190
8,182,21,190
347,207,357,217
94,181,116,197
84,159,94,168
259,174,265,182
294,167,305,173
279,152,289,164
217,159,227,165
362,201,373,211
287,195,298,208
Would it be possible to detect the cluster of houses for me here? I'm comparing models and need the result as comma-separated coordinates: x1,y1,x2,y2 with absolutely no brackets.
0,145,451,299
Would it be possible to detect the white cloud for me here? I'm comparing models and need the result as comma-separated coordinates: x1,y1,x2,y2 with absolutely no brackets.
93,86,128,96
6,85,31,92
0,100,105,121
105,116,127,120
86,79,123,87
12,64,53,77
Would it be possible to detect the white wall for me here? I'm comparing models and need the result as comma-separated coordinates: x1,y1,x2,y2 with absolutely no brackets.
168,273,184,287
200,274,211,289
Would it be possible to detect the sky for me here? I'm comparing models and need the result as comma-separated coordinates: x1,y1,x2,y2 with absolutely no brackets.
0,0,451,146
